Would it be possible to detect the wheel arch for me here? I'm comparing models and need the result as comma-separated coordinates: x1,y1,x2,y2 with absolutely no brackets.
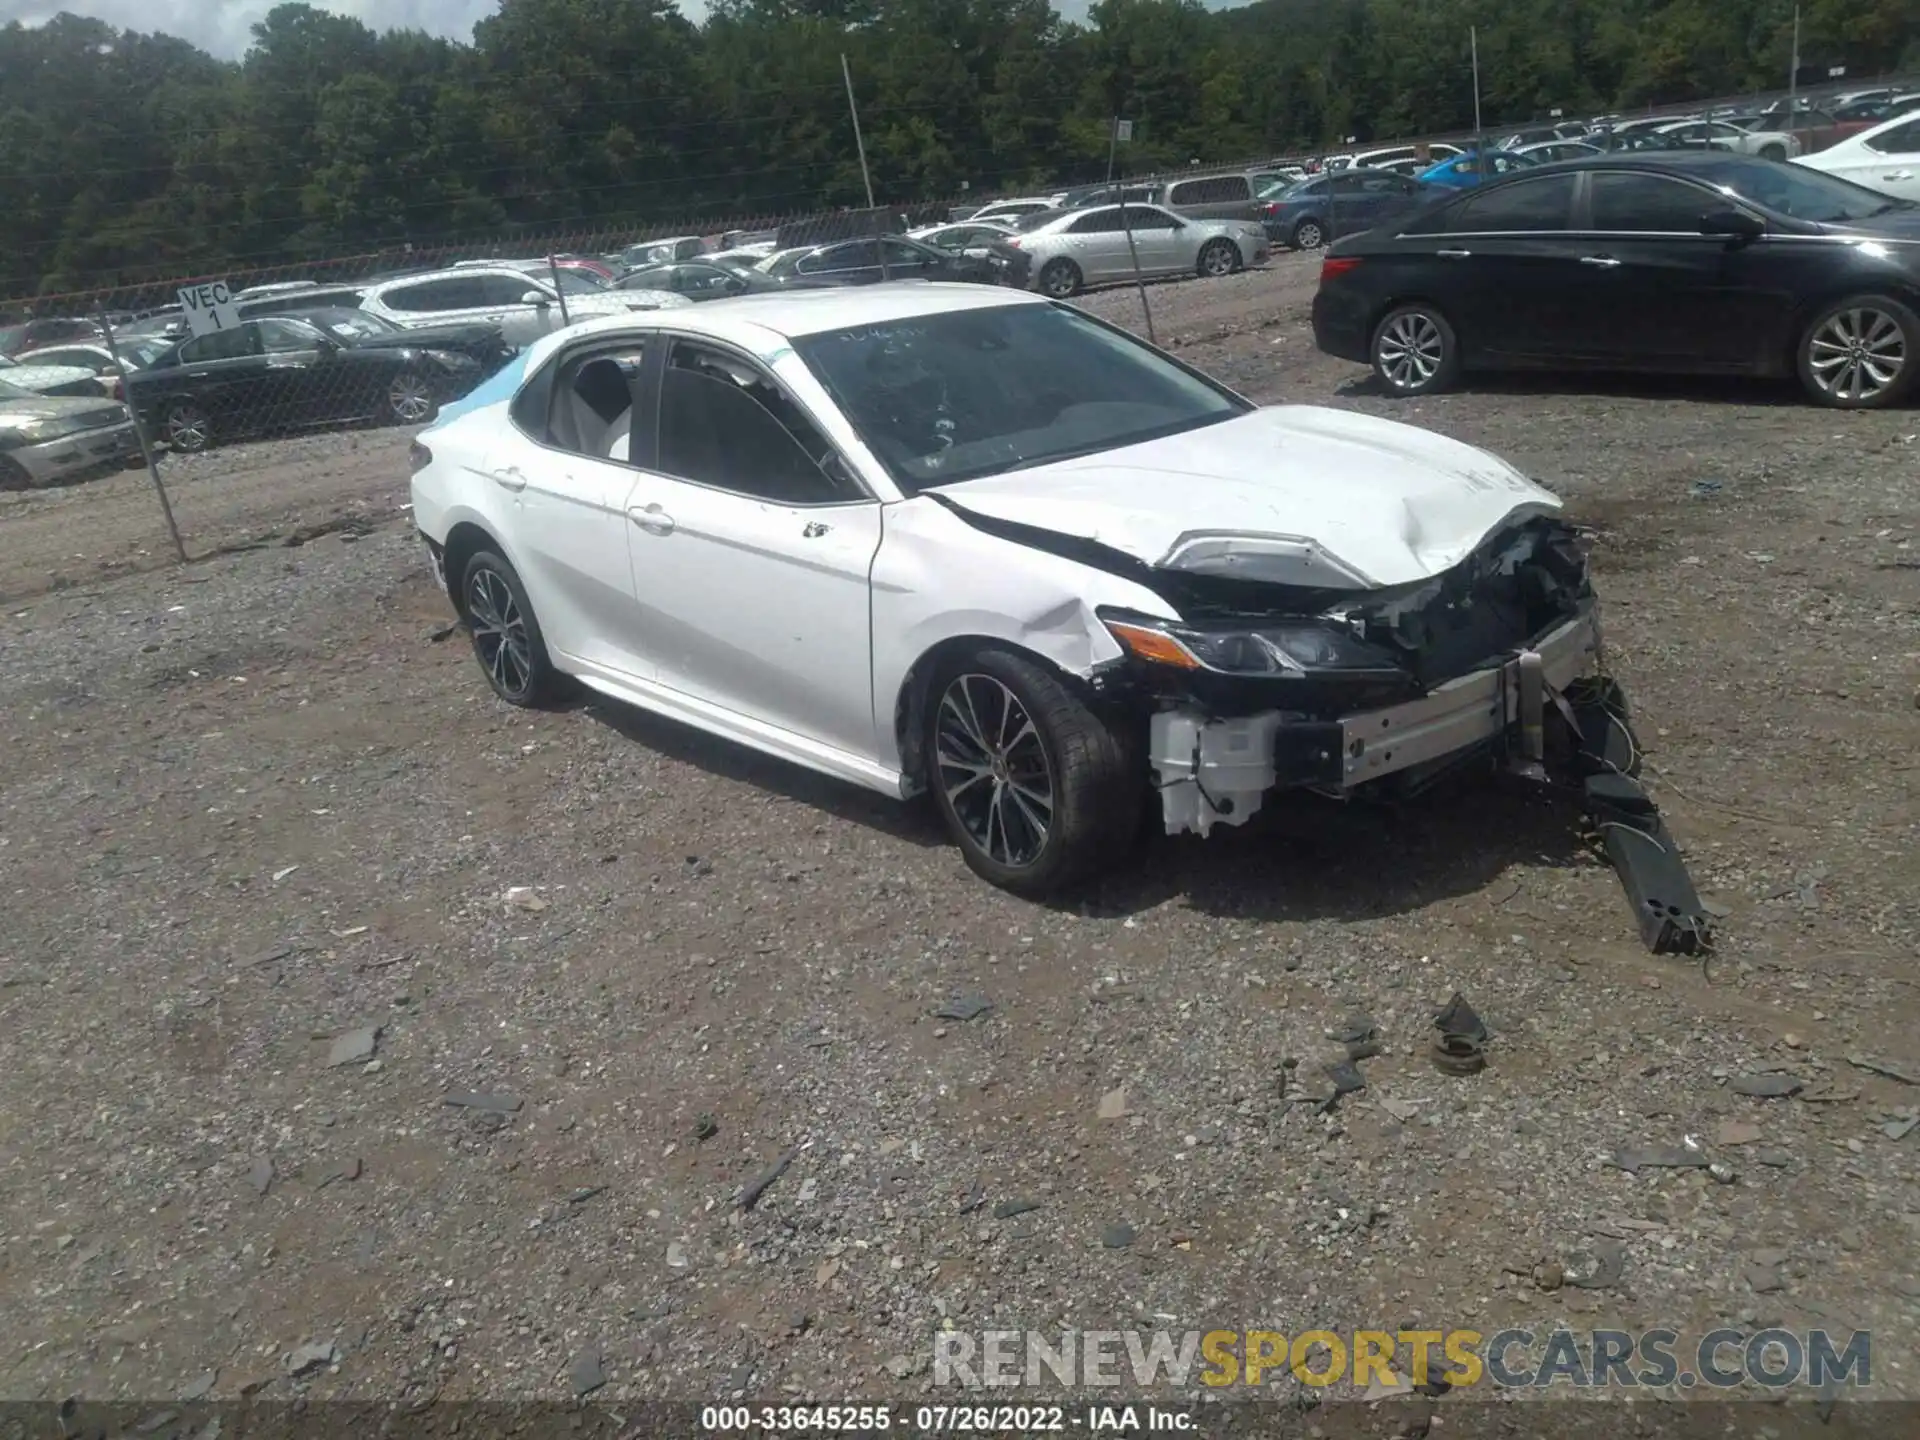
1783,283,1920,378
440,517,511,614
891,631,1120,797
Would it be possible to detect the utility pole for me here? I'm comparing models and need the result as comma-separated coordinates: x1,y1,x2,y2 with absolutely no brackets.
1470,25,1484,157
1788,4,1801,118
841,53,875,210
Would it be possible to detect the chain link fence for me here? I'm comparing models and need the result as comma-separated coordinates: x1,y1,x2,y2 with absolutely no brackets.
3,65,1914,604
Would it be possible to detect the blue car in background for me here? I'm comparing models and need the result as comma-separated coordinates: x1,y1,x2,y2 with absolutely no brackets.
1258,167,1443,249
1415,149,1541,189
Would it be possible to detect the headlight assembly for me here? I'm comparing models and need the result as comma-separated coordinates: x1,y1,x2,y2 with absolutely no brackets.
1102,611,1399,677
423,350,474,369
0,415,100,448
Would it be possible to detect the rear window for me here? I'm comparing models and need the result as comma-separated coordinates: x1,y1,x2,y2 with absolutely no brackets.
1170,175,1252,205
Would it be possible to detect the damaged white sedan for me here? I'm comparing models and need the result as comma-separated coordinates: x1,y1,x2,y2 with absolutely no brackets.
410,285,1674,917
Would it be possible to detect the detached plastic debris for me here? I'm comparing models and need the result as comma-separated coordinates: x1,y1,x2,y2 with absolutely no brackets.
1556,677,1713,955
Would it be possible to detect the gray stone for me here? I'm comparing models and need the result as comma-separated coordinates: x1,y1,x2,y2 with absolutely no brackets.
1730,1074,1802,1099
571,1349,606,1396
327,1026,379,1067
1101,1223,1137,1249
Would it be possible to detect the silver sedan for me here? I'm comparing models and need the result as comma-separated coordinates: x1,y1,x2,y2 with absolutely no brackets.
1005,203,1271,298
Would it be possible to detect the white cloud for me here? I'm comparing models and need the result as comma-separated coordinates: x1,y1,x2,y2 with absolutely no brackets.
0,1,505,58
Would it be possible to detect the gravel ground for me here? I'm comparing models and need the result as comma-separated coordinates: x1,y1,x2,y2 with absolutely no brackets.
3,255,1918,1420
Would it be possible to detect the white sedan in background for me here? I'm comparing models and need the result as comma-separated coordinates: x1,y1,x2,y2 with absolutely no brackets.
409,284,1619,896
1004,203,1270,297
1794,111,1920,202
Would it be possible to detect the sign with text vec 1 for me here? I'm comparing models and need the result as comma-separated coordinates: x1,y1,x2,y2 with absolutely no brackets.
177,280,240,339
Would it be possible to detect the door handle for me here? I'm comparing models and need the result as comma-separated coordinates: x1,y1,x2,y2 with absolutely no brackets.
1436,248,1472,258
188,371,211,378
1579,255,1621,268
1884,170,1914,180
628,503,674,535
492,465,528,492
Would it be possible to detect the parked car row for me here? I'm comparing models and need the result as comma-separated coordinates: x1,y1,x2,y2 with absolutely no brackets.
1311,152,1920,409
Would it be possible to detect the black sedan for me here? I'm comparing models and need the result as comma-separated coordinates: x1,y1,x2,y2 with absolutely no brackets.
1310,153,1920,408
128,312,499,452
769,234,1011,287
614,261,793,298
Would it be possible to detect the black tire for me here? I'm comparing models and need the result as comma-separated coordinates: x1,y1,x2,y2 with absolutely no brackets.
1197,238,1239,278
1370,302,1462,396
163,400,212,453
1795,294,1920,409
1038,258,1083,299
923,648,1140,897
1291,218,1326,250
459,549,565,707
386,370,440,426
0,455,30,490
1759,143,1788,162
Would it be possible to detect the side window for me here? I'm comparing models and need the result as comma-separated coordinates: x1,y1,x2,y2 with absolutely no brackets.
257,318,319,353
881,237,930,267
1449,174,1576,231
178,326,257,363
800,241,877,274
679,266,737,294
658,342,853,504
1589,173,1717,232
547,344,647,463
379,278,475,313
1124,206,1179,230
1069,208,1122,234
1174,175,1251,204
1866,118,1920,154
473,274,545,306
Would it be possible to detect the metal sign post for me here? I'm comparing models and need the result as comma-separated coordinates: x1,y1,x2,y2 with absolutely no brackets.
547,255,572,327
1788,5,1801,119
1119,202,1157,346
97,309,186,564
1470,25,1485,163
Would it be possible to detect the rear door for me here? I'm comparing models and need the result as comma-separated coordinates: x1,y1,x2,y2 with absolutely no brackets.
1118,206,1186,273
1409,172,1583,363
1056,207,1131,281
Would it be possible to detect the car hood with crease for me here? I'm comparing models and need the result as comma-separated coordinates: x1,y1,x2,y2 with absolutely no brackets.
929,404,1560,590
0,360,102,396
0,392,127,427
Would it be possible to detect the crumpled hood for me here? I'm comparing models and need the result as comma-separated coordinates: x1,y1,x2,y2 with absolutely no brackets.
934,404,1561,589
0,393,125,426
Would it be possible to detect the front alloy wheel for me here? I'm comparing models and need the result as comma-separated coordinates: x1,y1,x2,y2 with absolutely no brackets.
1198,239,1238,277
1799,297,1917,408
1292,219,1325,250
165,402,211,452
1371,304,1460,396
923,648,1140,896
936,674,1056,870
387,371,438,424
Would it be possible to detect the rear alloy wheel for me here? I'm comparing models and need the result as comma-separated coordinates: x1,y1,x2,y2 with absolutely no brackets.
460,549,564,707
386,370,439,425
1038,258,1083,298
1798,296,1919,408
1198,239,1239,277
1291,218,1325,250
925,648,1139,897
1370,303,1461,396
164,401,212,452
1759,143,1788,162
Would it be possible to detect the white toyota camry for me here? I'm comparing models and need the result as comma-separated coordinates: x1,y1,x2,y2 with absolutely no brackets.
410,284,1617,895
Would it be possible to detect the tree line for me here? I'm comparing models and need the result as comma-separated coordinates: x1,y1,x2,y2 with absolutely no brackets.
2,0,1914,296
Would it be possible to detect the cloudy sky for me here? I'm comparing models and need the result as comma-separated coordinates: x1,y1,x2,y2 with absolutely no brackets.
2,0,1142,58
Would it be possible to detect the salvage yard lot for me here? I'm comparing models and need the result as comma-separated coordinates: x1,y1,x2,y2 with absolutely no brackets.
3,254,1918,1409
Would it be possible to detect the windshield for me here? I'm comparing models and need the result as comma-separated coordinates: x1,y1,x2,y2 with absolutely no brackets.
792,302,1249,492
551,268,605,295
1010,209,1063,233
303,309,402,340
1692,157,1913,222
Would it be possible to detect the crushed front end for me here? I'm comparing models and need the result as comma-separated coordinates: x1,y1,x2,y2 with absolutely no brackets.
1090,515,1709,954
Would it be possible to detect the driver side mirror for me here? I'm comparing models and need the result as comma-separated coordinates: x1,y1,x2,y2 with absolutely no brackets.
1699,208,1764,240
314,335,340,355
520,290,551,307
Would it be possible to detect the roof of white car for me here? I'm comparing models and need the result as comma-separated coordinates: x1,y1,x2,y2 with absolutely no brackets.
521,283,1044,367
